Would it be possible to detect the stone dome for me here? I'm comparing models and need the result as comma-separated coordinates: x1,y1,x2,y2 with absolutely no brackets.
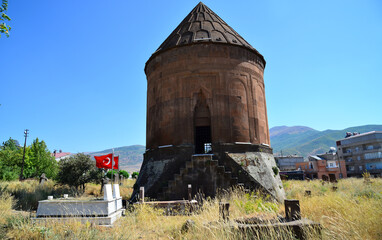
148,2,265,66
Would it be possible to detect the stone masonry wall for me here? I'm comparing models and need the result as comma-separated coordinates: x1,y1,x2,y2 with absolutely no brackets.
145,43,270,149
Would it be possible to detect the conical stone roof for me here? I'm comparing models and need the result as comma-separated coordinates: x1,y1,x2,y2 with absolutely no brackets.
151,2,264,62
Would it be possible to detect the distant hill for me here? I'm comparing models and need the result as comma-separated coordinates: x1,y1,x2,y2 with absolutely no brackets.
86,124,382,171
269,126,317,138
89,145,145,173
270,124,382,157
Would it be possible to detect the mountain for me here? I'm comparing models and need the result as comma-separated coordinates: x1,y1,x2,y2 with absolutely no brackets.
269,126,318,138
89,145,145,173
270,124,382,157
86,124,382,171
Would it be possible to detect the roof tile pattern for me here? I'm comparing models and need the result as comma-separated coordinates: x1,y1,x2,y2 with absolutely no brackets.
155,2,260,56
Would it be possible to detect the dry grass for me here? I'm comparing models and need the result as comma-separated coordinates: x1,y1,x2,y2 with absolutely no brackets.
283,178,382,240
0,193,13,225
84,179,135,199
0,178,381,239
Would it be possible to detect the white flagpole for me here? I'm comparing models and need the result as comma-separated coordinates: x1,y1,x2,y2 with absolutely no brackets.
117,155,120,185
111,148,114,185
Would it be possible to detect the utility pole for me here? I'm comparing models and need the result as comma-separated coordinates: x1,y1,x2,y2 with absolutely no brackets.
19,129,29,181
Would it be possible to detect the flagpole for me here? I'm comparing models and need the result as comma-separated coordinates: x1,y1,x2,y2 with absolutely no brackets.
111,148,114,185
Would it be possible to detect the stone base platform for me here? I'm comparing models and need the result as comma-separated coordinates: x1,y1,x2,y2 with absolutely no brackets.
36,197,122,217
134,200,199,215
32,209,124,226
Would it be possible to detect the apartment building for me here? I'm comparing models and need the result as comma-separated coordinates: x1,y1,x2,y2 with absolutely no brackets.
336,131,382,177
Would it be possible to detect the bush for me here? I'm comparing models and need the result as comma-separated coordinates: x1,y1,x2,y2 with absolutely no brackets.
56,153,99,192
106,169,117,179
119,170,129,179
132,171,139,179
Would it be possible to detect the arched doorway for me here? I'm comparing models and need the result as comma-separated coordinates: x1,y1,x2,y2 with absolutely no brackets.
194,92,212,154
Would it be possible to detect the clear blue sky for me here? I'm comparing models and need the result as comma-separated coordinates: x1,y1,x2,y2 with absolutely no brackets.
1,0,381,153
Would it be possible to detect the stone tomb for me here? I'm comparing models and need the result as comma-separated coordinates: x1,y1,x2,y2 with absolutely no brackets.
33,184,123,226
132,2,286,202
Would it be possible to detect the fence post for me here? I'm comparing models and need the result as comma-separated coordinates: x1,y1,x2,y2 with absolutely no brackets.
285,199,301,221
188,184,192,201
219,202,230,221
139,187,145,203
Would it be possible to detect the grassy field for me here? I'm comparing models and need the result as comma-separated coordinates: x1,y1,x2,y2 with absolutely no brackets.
0,178,381,239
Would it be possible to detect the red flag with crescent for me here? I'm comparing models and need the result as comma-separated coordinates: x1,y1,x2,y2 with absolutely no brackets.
95,154,113,169
113,156,119,170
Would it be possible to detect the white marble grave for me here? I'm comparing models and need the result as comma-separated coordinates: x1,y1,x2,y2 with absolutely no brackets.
33,184,123,226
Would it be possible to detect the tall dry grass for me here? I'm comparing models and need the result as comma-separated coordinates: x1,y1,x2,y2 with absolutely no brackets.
85,179,135,199
283,178,382,240
0,178,381,239
0,180,75,210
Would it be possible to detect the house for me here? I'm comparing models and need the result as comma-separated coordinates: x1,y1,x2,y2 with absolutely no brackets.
52,150,71,161
296,148,347,181
275,155,305,171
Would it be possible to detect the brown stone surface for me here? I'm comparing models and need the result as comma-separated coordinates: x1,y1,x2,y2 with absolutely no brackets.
130,2,282,202
145,43,270,149
152,2,263,62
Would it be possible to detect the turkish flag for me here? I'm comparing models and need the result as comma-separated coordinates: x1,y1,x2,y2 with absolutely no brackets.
95,154,113,169
94,154,119,169
113,156,119,170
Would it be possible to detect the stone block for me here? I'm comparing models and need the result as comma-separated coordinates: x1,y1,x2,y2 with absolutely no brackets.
104,184,113,201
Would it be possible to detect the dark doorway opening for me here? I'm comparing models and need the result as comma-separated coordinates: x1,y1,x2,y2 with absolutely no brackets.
194,91,212,154
195,126,211,154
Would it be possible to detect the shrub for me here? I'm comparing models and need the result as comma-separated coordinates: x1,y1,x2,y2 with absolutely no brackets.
56,153,98,192
132,171,139,179
119,170,129,179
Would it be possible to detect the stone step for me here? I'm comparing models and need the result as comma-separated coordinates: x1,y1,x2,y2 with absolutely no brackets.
230,177,238,185
224,171,232,179
210,160,218,168
186,161,193,169
192,155,213,161
196,160,206,168
217,166,225,173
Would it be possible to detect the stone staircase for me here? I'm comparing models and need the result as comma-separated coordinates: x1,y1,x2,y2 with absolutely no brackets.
157,154,241,200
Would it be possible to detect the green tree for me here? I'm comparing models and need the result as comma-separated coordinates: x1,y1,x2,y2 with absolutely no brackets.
0,147,21,180
89,167,103,184
106,169,118,179
132,171,139,179
57,153,98,192
0,0,11,38
28,138,57,179
0,138,22,180
0,137,58,180
119,170,129,179
1,138,20,151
